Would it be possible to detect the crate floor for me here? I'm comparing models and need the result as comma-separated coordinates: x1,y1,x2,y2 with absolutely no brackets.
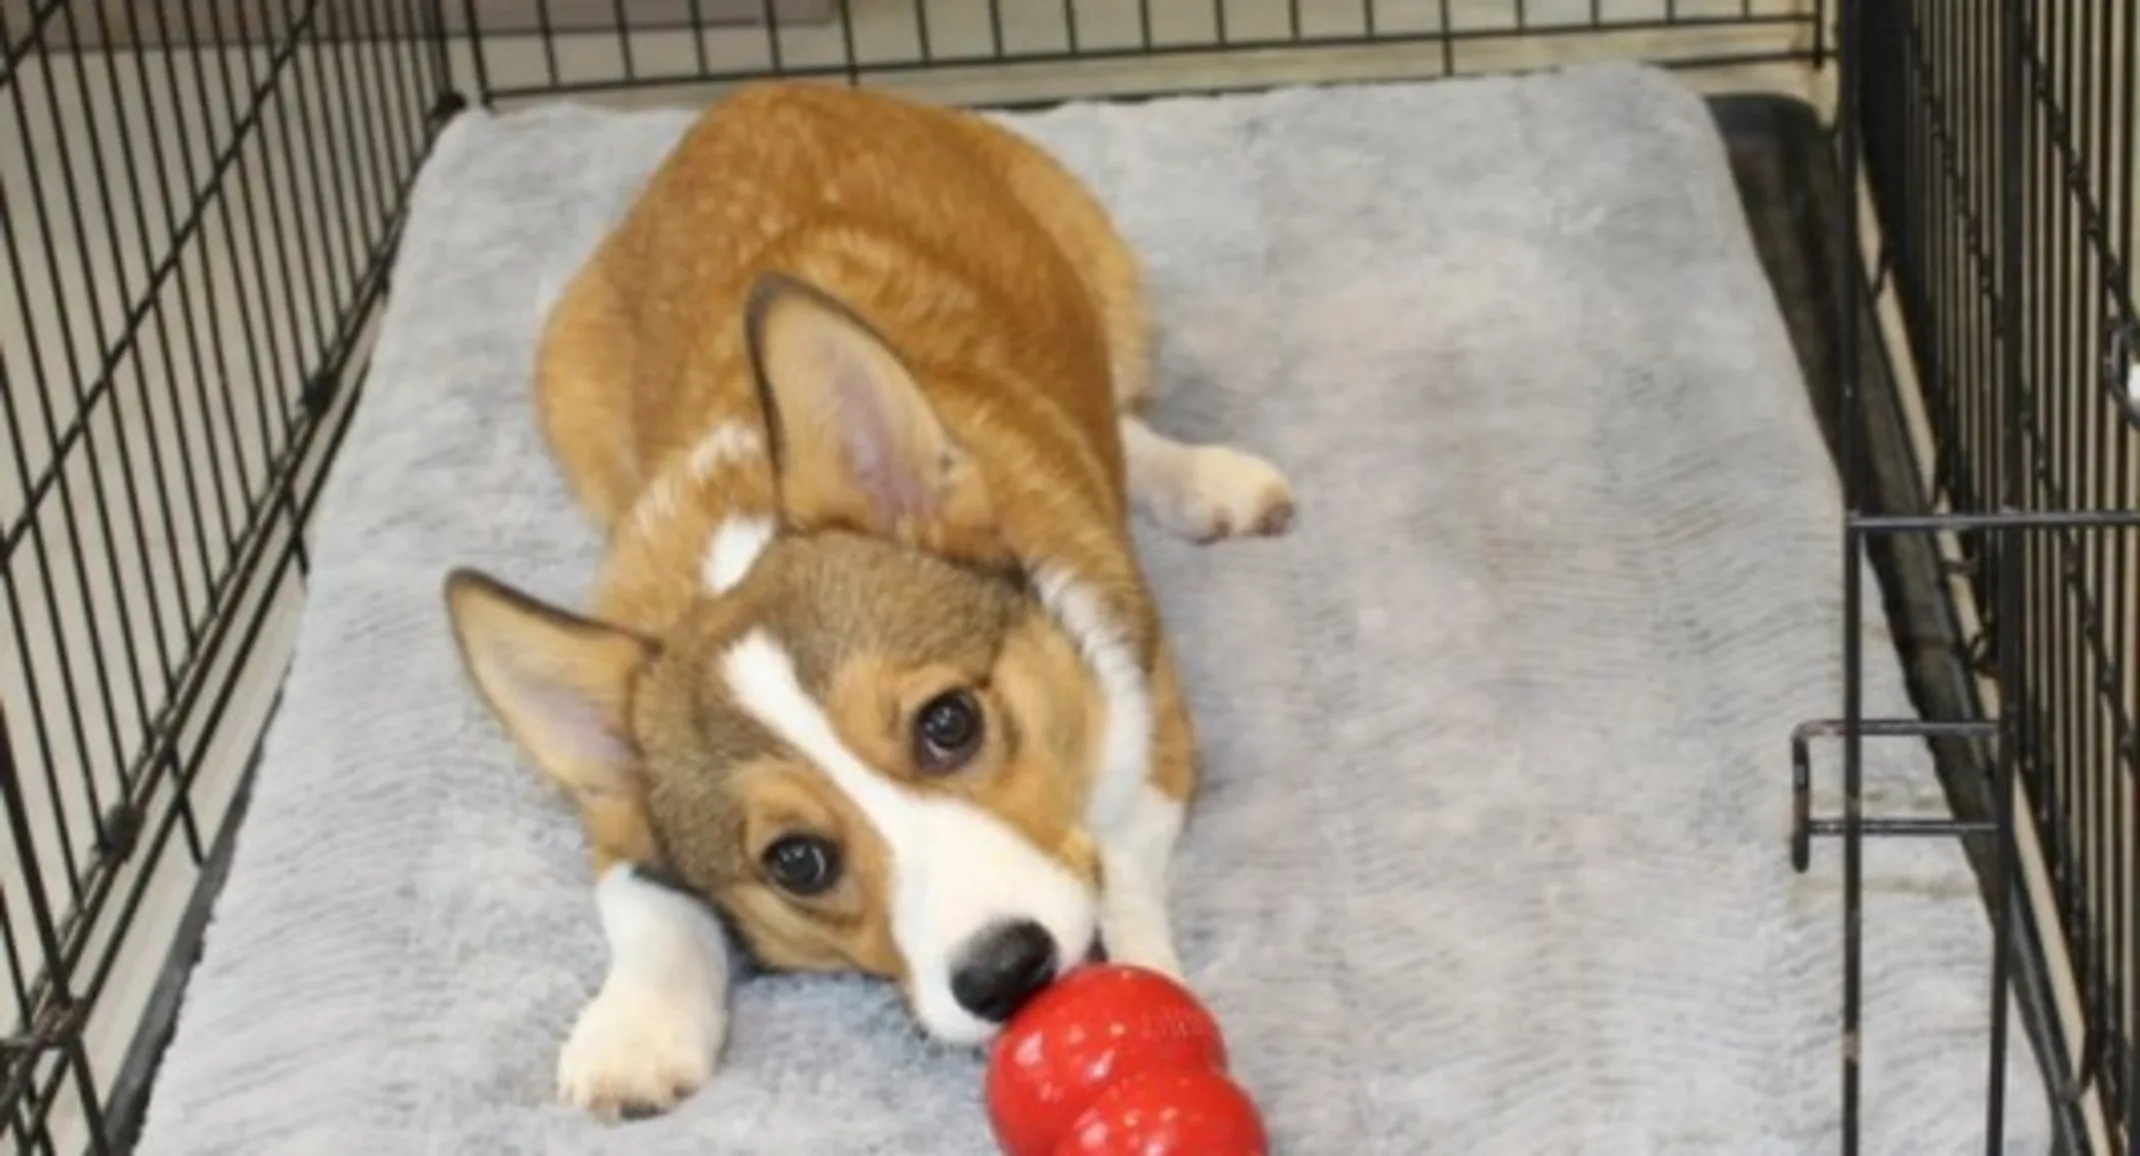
133,64,2050,1154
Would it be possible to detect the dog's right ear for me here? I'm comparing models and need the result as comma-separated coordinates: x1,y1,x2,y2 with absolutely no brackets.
443,569,655,799
742,273,1007,566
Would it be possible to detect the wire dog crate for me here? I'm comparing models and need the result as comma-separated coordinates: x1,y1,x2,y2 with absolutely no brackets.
0,1,2131,1153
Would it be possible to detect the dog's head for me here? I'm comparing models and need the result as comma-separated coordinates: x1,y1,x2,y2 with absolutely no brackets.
445,276,1116,1044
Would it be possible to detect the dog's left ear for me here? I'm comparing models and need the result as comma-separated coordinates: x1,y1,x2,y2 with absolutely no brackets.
743,274,1002,561
443,568,654,800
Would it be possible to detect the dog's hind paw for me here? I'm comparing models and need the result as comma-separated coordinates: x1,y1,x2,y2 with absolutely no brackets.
557,977,725,1122
1155,444,1296,544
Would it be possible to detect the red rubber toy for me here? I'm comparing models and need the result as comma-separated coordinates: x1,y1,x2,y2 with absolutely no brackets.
983,964,1268,1156
1052,1066,1270,1155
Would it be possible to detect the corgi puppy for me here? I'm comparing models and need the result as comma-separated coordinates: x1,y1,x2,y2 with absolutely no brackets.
443,81,1294,1121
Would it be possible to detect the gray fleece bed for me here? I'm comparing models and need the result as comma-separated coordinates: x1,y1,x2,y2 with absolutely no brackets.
133,64,2049,1154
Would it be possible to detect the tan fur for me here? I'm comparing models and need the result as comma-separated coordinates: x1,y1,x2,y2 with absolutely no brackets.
542,82,1150,625
443,571,665,875
442,83,1290,1101
710,615,1107,978
632,534,1110,977
525,82,1176,865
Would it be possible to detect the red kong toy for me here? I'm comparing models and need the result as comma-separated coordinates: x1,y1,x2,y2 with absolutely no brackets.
984,964,1269,1156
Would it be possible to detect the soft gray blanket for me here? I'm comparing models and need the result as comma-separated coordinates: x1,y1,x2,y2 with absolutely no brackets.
134,64,2049,1154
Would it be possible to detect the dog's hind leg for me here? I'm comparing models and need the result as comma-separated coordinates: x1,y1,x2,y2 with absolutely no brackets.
1120,417,1295,544
1083,220,1294,543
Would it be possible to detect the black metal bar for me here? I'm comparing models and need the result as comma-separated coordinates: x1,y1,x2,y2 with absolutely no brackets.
1435,0,1453,73
344,0,404,264
33,4,168,798
0,709,77,1128
1985,1,2027,1147
422,0,457,112
3,23,130,872
370,0,426,256
2080,3,2119,1129
1789,717,2003,872
49,2,189,878
208,0,301,488
2117,5,2139,1128
1852,509,2140,532
2011,33,2139,337
113,1,223,636
759,0,787,77
73,1,191,702
0,394,89,909
461,0,494,105
312,0,375,309
1833,0,1865,1145
172,0,281,556
0,0,64,80
536,0,561,88
686,0,710,77
1807,817,2000,838
835,0,860,84
613,0,639,81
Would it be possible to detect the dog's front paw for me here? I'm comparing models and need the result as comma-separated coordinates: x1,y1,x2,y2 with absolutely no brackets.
1163,446,1296,544
557,978,725,1122
1101,924,1185,983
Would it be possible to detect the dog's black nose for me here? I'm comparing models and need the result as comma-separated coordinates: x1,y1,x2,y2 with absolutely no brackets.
950,920,1059,1023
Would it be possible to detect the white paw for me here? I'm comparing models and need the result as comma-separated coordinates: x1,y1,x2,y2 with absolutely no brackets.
557,978,725,1122
1151,446,1296,544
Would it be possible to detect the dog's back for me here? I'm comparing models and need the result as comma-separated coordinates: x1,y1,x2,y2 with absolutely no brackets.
538,82,1148,573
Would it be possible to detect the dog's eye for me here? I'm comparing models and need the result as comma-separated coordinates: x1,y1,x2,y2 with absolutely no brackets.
913,689,984,772
762,835,841,896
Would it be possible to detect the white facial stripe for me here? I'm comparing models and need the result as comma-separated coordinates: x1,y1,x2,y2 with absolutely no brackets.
1031,565,1154,833
703,515,776,594
723,631,914,823
720,630,1098,1045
